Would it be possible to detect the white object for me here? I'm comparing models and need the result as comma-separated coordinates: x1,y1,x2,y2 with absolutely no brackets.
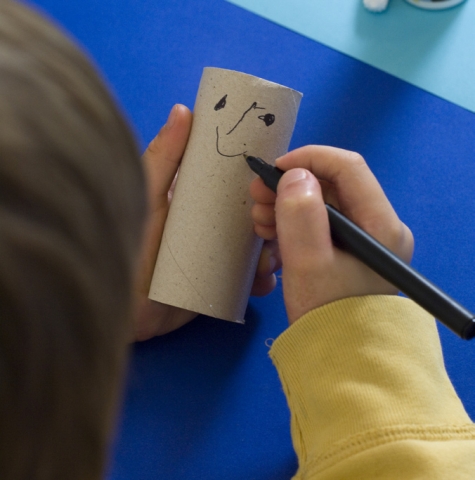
405,0,466,9
363,0,390,11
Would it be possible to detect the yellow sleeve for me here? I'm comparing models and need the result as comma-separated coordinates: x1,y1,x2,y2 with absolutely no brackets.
269,295,475,480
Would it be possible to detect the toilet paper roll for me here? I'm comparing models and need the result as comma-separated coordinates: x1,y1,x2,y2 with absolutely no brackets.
149,67,302,322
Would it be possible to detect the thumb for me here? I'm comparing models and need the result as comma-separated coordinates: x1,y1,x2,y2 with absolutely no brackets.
276,168,330,268
275,168,333,322
138,104,192,294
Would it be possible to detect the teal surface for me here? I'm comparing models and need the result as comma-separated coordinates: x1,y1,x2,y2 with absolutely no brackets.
227,0,475,112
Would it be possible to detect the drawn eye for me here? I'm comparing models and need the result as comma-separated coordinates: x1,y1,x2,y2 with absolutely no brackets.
214,95,227,111
258,113,275,126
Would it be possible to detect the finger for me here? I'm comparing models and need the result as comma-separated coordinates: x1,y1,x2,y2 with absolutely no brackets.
319,179,340,209
254,224,277,241
138,104,192,293
276,168,331,274
254,239,281,278
251,240,282,297
143,104,193,211
250,177,277,204
251,203,276,227
252,239,280,297
250,275,277,297
276,146,398,236
275,168,333,322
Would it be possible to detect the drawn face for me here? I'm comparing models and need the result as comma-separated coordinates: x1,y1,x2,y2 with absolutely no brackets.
214,94,276,157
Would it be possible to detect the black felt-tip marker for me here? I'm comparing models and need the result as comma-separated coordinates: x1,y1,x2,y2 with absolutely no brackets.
245,154,475,341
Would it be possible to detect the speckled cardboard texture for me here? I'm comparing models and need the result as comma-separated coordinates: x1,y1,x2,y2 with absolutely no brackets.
149,67,302,322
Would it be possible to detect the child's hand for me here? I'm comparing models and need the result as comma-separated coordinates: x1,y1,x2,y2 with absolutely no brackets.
134,105,281,341
250,146,414,324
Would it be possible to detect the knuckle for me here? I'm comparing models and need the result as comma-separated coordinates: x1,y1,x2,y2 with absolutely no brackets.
399,224,415,262
250,203,260,219
252,204,274,226
359,216,389,240
255,224,277,241
360,216,411,257
344,150,367,169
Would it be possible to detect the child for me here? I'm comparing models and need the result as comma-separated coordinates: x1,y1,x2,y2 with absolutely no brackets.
0,3,277,479
0,2,146,478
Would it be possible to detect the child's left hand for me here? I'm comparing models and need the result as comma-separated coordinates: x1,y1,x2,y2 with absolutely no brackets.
133,104,281,341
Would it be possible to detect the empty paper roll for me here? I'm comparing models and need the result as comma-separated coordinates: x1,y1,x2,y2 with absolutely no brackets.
149,67,302,322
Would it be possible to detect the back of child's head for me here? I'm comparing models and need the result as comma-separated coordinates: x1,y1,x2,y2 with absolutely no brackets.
0,2,146,479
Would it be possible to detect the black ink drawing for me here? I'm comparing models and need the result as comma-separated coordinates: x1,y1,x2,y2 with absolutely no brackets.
214,94,275,157
214,94,227,111
258,113,275,126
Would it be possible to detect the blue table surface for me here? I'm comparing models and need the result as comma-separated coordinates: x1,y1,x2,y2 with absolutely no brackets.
27,0,475,478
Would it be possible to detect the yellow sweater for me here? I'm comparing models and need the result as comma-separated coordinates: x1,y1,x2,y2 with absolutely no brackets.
270,296,475,479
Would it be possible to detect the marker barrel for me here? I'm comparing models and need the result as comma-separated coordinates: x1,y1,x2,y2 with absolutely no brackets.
327,204,475,340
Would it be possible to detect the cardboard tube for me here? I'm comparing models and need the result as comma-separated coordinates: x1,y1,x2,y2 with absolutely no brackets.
149,67,302,322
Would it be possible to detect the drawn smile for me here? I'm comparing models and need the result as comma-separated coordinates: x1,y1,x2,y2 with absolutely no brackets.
216,126,246,158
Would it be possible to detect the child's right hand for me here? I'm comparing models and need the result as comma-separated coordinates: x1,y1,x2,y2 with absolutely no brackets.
250,146,414,324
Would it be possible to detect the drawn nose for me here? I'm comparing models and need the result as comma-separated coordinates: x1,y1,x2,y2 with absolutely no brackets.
226,102,262,135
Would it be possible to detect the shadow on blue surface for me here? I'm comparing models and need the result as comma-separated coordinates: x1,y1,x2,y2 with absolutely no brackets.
108,284,297,480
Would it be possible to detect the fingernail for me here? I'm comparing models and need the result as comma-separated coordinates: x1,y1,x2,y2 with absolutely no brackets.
166,105,178,128
281,168,309,189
